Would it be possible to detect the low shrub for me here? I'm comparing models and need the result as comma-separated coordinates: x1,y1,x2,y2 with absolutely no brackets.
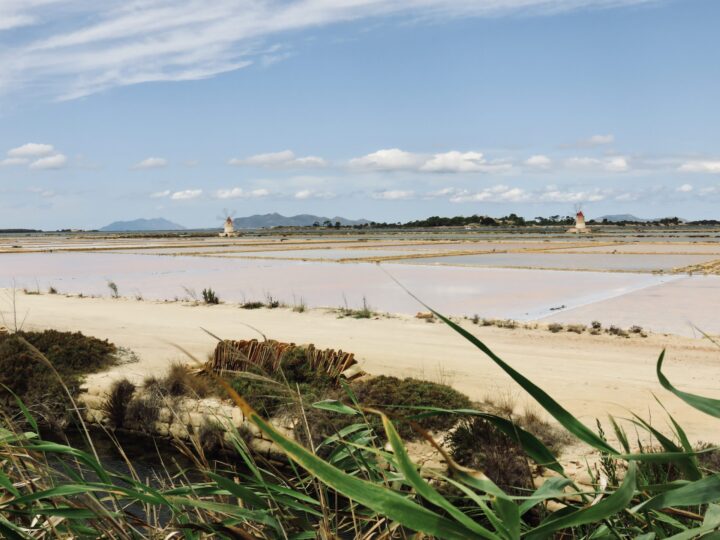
107,280,119,298
230,347,336,418
241,301,265,309
0,330,117,425
146,363,213,398
548,323,564,333
566,324,586,334
352,375,472,439
591,320,602,330
102,379,136,428
448,417,534,496
516,409,573,455
202,288,219,304
608,325,629,338
265,294,281,308
197,420,226,453
125,395,161,431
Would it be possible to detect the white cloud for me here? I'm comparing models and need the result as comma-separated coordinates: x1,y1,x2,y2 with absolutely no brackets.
677,183,694,193
605,156,629,172
0,157,30,166
351,148,511,173
539,189,606,203
171,189,202,200
372,189,414,200
350,148,423,171
294,189,335,199
425,187,462,198
7,143,55,158
29,154,67,169
565,155,629,172
150,190,171,198
133,157,167,169
229,150,326,168
525,155,552,169
678,160,720,174
586,134,614,146
0,1,654,100
449,185,529,203
430,184,609,204
420,151,510,173
215,187,270,199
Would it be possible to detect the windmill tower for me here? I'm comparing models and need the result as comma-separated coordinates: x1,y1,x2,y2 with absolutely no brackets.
567,204,590,234
218,209,238,237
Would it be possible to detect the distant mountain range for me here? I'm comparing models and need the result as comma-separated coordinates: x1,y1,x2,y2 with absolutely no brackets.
594,214,687,223
233,213,369,229
594,214,648,223
100,218,186,232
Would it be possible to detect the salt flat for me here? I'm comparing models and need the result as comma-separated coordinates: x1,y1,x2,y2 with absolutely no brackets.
1,228,720,335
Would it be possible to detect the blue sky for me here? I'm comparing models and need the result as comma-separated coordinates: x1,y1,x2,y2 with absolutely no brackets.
1,0,719,229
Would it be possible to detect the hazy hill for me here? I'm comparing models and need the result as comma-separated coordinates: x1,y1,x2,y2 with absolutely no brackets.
233,213,368,229
594,214,648,222
100,218,186,232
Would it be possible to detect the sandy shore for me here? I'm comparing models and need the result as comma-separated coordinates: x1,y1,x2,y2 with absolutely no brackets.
2,289,717,448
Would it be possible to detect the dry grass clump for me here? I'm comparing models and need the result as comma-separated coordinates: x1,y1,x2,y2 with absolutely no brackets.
101,379,136,428
125,394,161,431
241,301,265,309
608,325,629,338
144,363,213,398
447,417,534,496
547,323,564,333
197,420,226,453
566,323,586,334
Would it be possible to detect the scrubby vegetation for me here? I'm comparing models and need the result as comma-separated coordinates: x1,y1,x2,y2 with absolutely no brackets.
2,310,719,538
202,287,220,304
101,379,135,428
0,329,117,425
144,362,214,398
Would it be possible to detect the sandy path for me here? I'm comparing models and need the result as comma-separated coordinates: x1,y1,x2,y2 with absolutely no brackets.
2,290,718,446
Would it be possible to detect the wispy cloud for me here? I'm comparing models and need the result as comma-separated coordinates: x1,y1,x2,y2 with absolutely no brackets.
565,155,629,172
350,148,511,173
0,1,654,101
215,187,270,199
295,189,335,200
2,142,67,170
133,157,167,169
170,189,202,200
8,142,55,157
229,150,325,168
678,160,720,174
372,189,415,200
29,154,67,169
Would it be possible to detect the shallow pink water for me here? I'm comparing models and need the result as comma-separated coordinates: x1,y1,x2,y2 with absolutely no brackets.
0,252,672,322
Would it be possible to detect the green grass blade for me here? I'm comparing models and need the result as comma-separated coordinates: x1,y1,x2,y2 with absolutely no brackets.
379,412,503,540
420,304,617,454
526,463,637,538
634,475,720,512
657,350,720,418
408,406,562,473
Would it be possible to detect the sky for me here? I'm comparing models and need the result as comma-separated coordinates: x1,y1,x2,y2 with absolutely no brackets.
1,0,719,230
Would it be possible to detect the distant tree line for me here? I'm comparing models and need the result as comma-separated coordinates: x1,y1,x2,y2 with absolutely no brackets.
302,214,716,230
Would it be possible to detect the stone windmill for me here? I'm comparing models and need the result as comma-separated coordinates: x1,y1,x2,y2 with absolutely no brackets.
567,204,590,234
218,209,238,237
